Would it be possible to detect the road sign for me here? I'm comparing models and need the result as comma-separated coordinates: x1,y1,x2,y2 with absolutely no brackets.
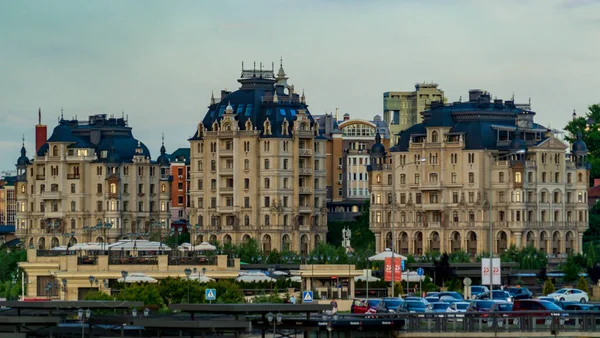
416,268,424,276
302,291,313,303
205,288,216,301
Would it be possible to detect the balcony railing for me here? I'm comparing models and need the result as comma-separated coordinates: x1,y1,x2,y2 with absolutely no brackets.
298,168,313,175
67,174,80,179
299,187,312,194
41,191,61,200
298,149,313,156
109,257,158,265
168,256,216,266
36,175,45,180
37,250,77,257
77,257,97,265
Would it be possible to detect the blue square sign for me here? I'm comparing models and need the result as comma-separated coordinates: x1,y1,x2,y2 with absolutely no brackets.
205,288,217,301
302,291,313,303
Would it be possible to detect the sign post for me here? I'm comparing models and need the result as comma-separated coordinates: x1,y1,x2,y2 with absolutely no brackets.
302,291,313,303
481,258,501,286
417,268,424,297
205,288,216,304
384,257,402,297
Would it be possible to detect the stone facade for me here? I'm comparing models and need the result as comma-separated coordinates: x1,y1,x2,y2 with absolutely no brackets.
188,62,328,253
369,91,589,257
15,114,172,249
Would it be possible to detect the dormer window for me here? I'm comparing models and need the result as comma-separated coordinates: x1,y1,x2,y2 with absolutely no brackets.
431,131,439,143
101,150,107,158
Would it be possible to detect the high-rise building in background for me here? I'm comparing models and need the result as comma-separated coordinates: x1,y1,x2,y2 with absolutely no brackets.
315,112,390,222
188,61,328,254
369,90,589,256
383,83,445,143
15,113,172,249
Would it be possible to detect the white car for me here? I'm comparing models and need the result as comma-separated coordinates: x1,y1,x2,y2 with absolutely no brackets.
446,301,470,322
547,288,589,303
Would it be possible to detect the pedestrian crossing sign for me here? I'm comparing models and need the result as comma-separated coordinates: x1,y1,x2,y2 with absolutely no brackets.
206,288,216,301
302,291,313,303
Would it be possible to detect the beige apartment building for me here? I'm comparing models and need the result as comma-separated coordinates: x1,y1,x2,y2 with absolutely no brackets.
188,62,328,254
383,83,445,143
15,114,172,249
369,90,589,257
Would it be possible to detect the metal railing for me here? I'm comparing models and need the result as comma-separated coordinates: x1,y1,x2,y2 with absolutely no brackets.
108,257,158,265
77,256,97,265
168,256,216,266
37,250,77,257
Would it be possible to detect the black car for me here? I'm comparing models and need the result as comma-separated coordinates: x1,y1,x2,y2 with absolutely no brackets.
507,287,532,300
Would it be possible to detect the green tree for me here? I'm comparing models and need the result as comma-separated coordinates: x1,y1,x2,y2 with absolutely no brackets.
0,249,26,282
562,254,588,283
393,281,404,297
165,231,190,248
234,238,262,263
449,250,471,263
564,103,600,183
576,276,589,293
432,253,455,286
542,278,555,295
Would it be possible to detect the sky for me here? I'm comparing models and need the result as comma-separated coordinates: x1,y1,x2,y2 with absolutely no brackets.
1,0,599,171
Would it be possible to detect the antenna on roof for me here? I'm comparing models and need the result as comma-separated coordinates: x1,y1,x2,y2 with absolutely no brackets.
511,92,515,100
459,96,462,102
38,108,41,125
60,107,64,120
253,61,256,76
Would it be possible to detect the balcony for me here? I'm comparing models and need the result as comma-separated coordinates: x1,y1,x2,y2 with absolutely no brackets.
298,205,312,213
108,257,158,265
168,256,216,266
220,148,233,156
219,187,234,193
299,168,313,175
77,257,98,265
41,191,62,200
298,149,313,157
219,167,233,175
67,174,80,179
420,182,443,191
36,175,45,180
299,187,312,194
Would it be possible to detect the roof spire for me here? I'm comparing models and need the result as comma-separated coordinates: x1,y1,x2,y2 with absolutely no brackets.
161,132,164,146
38,108,41,125
20,135,26,157
160,133,166,155
60,107,64,120
210,91,216,105
301,89,306,104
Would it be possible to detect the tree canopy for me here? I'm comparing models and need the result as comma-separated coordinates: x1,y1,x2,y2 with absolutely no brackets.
564,103,600,183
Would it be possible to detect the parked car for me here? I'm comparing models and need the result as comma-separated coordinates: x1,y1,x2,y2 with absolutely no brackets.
477,290,513,303
446,301,470,321
426,292,440,298
489,301,515,325
438,291,464,301
547,288,589,303
439,296,460,304
466,300,496,316
536,296,562,306
507,287,532,300
561,302,594,311
395,300,429,313
351,299,381,314
426,302,450,316
375,298,404,314
424,296,439,303
512,300,568,325
470,286,489,298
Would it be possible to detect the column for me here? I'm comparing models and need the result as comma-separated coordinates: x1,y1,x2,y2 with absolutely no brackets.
349,277,355,299
514,232,522,249
578,233,584,254
375,233,381,252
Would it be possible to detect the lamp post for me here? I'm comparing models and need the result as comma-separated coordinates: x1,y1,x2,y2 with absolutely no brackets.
390,158,426,295
487,149,525,299
266,312,282,337
184,267,192,303
347,252,353,299
78,308,91,338
268,266,275,295
88,276,95,295
61,278,68,300
121,270,128,301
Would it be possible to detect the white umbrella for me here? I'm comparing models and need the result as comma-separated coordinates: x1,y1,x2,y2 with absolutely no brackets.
355,275,380,282
236,272,275,283
51,245,68,250
271,271,288,276
194,242,216,251
118,272,158,284
69,242,103,251
368,248,408,261
402,271,425,282
288,276,302,283
190,274,215,283
108,240,171,251
178,243,193,251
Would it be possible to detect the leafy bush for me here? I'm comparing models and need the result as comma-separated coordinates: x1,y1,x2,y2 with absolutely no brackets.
542,278,555,295
393,282,404,297
576,276,589,292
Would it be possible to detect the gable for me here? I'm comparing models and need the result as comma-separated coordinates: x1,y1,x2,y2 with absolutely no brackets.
533,137,568,151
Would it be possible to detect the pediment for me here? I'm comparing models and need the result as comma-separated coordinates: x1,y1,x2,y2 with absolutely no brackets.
534,137,568,151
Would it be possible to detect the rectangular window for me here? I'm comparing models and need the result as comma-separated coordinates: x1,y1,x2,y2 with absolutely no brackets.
245,104,253,116
279,108,286,116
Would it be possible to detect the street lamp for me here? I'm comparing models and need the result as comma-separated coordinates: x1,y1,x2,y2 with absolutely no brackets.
61,278,68,300
78,308,91,338
88,275,95,290
268,266,275,295
184,267,192,303
266,312,282,337
391,158,426,295
487,149,525,299
347,252,353,299
121,270,128,300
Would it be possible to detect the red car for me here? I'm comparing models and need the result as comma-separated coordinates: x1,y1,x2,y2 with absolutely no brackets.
351,299,381,314
512,300,567,325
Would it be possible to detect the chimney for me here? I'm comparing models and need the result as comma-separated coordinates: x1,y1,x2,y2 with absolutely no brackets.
325,114,334,135
35,108,47,153
494,99,503,109
468,89,483,102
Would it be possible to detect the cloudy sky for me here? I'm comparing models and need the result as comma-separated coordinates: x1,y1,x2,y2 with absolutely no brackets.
1,0,599,170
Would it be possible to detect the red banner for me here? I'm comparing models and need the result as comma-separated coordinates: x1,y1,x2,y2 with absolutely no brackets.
384,257,403,282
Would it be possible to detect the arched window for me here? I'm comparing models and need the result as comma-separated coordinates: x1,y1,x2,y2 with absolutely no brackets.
264,159,270,169
244,159,250,170
376,174,381,183
110,183,117,194
244,215,250,226
400,174,406,184
515,172,522,183
264,178,270,189
70,218,76,229
197,160,203,171
210,160,216,171
376,193,381,204
431,131,438,143
264,214,270,226
578,173,583,182
197,179,203,190
468,172,475,183
499,172,505,183
52,145,58,156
